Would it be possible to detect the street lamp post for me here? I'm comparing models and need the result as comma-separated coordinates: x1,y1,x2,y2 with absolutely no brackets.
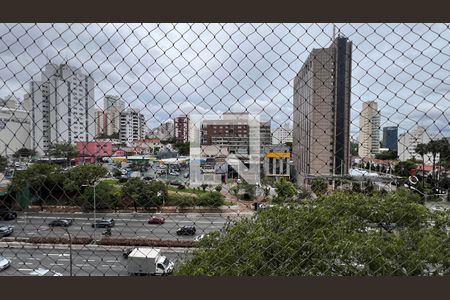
82,180,100,236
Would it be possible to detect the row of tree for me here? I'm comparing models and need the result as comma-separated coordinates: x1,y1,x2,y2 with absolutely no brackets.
177,189,450,275
415,138,450,186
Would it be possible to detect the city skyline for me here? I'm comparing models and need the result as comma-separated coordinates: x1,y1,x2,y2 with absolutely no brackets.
0,24,447,139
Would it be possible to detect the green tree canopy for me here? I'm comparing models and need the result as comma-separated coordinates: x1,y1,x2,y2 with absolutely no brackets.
64,164,108,194
272,178,297,203
48,143,79,159
177,189,450,276
13,147,37,158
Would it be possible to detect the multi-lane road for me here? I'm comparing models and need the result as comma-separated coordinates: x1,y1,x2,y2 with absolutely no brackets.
1,211,252,241
0,244,192,276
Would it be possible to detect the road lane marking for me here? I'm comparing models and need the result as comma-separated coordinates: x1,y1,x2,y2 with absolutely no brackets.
18,268,33,271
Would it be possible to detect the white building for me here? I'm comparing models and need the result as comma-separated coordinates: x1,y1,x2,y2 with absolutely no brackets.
358,101,380,158
272,123,293,145
119,109,145,145
398,126,441,164
0,103,31,156
30,63,95,155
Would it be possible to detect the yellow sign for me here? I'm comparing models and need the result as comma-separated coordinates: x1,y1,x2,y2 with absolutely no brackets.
266,152,291,158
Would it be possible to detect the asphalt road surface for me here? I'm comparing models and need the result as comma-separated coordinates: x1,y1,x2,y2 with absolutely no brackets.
0,245,192,276
0,212,251,241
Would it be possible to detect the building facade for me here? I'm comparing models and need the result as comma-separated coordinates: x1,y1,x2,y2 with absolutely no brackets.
119,109,145,145
263,144,291,178
174,115,189,143
272,123,293,145
398,126,440,164
382,126,398,151
293,36,352,185
95,95,124,137
201,112,271,156
30,63,95,155
0,104,31,156
75,141,112,164
358,101,380,158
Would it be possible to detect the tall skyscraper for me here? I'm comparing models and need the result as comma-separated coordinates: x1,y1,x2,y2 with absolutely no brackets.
382,126,398,151
293,36,352,186
358,101,380,158
30,63,95,155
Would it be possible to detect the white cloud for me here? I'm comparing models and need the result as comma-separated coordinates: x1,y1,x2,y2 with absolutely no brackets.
0,23,448,138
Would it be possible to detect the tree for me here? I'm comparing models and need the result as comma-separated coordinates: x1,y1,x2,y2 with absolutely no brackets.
13,148,36,158
427,140,441,185
272,178,297,203
8,163,64,209
0,156,7,172
395,160,417,177
230,185,240,201
350,141,359,156
174,141,190,156
122,178,168,210
415,143,428,189
197,192,225,207
375,150,398,160
200,184,209,192
177,190,450,276
214,185,223,193
311,177,328,196
48,143,79,166
64,164,108,194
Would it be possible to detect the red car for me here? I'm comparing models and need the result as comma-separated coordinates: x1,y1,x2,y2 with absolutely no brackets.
148,216,165,224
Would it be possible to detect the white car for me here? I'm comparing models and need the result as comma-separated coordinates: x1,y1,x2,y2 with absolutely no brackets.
194,234,205,242
0,256,11,271
430,205,448,213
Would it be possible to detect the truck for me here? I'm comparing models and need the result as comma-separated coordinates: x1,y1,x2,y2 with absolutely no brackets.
127,248,174,276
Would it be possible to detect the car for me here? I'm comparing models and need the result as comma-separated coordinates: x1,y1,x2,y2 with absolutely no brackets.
0,256,11,271
91,218,115,228
148,216,165,224
430,205,447,213
122,248,133,259
194,234,205,242
0,226,14,238
176,225,196,236
48,219,73,227
0,209,17,221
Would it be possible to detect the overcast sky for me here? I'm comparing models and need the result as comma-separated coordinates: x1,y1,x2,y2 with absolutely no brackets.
0,23,448,139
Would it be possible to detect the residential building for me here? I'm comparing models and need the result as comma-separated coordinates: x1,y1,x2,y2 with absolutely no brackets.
272,123,293,145
382,126,398,151
201,112,271,156
96,95,124,137
30,63,95,155
293,36,352,185
119,109,145,145
174,115,189,143
263,144,291,178
152,120,175,141
358,101,380,158
398,126,441,164
0,105,31,156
